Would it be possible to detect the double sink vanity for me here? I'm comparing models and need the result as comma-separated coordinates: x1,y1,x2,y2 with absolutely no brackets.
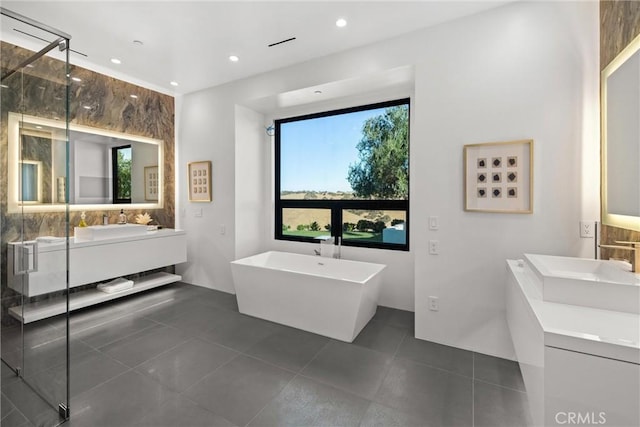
507,254,639,426
8,224,186,323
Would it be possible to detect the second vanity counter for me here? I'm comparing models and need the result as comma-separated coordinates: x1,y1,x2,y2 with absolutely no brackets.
507,258,639,426
508,259,639,364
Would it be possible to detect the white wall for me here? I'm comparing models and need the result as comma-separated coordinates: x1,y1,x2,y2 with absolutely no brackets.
177,0,599,359
235,105,267,259
412,1,599,359
177,88,237,292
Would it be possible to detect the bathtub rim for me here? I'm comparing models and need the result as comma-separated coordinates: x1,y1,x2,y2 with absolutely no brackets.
231,250,386,285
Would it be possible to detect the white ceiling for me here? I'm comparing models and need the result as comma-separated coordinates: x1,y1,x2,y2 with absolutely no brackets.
1,1,512,95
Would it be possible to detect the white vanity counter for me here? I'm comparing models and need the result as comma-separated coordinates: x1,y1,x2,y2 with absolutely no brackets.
507,258,640,426
8,228,187,323
508,259,639,364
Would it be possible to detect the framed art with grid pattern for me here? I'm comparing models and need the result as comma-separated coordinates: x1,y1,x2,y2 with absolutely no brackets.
463,140,533,213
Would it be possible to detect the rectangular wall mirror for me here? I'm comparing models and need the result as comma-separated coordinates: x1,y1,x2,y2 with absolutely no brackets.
601,32,640,231
8,112,164,213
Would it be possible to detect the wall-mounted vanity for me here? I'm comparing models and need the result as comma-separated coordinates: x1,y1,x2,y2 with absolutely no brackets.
7,112,164,213
5,113,184,322
8,228,186,323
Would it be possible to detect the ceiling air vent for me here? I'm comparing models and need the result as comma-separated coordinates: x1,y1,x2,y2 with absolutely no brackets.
268,37,296,48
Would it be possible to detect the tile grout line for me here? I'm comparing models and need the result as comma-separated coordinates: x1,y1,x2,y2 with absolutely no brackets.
243,338,334,427
242,371,299,427
179,348,242,396
98,334,193,372
473,377,528,394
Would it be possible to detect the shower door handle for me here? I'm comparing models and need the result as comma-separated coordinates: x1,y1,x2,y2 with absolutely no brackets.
13,241,38,275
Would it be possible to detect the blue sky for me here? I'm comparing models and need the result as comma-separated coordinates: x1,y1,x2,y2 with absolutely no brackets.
280,107,387,192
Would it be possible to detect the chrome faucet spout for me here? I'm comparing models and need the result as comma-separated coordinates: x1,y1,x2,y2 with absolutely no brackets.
334,237,342,259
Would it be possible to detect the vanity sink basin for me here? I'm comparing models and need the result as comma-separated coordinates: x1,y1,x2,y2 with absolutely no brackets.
74,224,148,241
523,253,640,314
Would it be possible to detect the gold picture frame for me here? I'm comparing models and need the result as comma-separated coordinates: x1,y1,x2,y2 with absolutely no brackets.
188,161,212,202
463,139,533,213
144,165,159,201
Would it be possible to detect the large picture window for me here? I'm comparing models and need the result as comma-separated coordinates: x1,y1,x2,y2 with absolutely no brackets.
275,98,409,250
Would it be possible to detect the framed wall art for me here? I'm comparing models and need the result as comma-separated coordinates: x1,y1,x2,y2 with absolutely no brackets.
144,166,159,201
188,160,212,202
463,139,533,213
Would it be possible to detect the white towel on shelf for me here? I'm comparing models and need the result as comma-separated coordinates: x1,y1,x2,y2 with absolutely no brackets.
97,277,134,293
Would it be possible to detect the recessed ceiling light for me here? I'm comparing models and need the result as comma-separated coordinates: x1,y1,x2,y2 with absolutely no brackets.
0,84,9,89
133,40,144,46
336,18,347,28
314,90,322,94
170,81,179,87
26,64,34,68
130,94,138,99
229,55,239,62
83,105,91,110
71,77,82,82
110,58,121,64
35,125,42,129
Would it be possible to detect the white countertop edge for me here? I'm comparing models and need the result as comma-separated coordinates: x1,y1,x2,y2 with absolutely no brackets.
507,259,640,365
10,228,185,252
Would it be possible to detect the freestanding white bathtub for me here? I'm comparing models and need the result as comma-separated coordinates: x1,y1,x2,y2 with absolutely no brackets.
230,251,386,342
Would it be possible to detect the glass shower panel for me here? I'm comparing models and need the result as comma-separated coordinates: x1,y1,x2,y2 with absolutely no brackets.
1,8,70,426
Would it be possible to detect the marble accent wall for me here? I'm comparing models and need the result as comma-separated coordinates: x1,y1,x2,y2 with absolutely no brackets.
600,1,640,260
1,41,175,325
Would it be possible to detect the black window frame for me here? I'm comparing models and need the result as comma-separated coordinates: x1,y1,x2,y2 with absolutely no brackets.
274,98,410,251
111,144,131,204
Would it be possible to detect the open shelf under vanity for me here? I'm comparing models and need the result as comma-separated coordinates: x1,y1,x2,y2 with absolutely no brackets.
9,272,182,323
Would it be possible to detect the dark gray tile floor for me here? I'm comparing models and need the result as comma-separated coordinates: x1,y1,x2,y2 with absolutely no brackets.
1,283,532,427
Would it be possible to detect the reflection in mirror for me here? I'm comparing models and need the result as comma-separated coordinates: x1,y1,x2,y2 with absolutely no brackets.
602,32,640,231
8,112,163,213
19,161,41,203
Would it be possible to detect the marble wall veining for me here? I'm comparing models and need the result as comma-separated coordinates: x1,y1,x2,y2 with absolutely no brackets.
600,0,640,260
0,41,175,324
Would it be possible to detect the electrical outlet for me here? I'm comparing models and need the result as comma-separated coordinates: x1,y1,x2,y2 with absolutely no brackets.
580,221,594,238
428,296,439,311
429,240,440,255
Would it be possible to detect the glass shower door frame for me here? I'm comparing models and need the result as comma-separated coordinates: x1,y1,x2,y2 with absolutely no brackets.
1,6,71,422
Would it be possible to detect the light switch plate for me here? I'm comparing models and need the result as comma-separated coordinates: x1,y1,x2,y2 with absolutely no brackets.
429,216,439,230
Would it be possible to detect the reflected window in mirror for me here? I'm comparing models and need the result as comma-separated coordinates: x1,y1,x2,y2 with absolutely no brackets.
112,145,132,203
